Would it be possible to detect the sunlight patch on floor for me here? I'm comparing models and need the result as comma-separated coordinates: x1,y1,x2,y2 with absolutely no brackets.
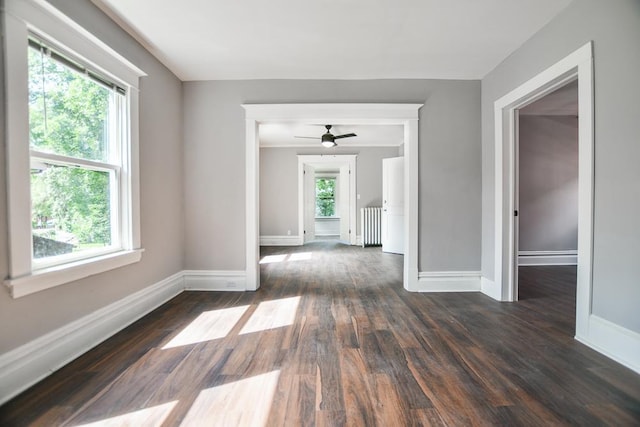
162,305,250,349
259,254,287,264
180,370,281,427
259,252,313,264
72,401,178,427
239,296,300,335
288,252,312,261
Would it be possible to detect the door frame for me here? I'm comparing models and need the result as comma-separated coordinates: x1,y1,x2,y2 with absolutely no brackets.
243,103,422,292
489,41,594,340
298,155,357,245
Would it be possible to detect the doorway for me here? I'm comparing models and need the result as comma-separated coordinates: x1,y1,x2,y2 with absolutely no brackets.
243,104,422,292
515,80,579,302
298,154,357,245
491,42,594,340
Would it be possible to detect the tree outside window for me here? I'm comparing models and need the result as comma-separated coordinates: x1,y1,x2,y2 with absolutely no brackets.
28,40,121,260
315,178,336,217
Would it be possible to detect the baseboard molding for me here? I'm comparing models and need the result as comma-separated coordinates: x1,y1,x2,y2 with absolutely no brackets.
416,271,481,292
575,315,640,375
0,272,184,405
355,235,362,246
183,270,246,292
518,250,577,266
480,276,502,301
259,235,303,246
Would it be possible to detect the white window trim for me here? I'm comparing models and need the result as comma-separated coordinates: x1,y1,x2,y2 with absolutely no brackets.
3,0,146,298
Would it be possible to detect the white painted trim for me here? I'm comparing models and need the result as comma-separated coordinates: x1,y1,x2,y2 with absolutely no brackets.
0,272,183,405
518,250,578,266
481,277,500,299
3,0,145,298
491,42,594,341
259,236,303,246
183,270,247,292
576,315,640,375
243,104,422,293
416,271,481,292
4,249,144,298
355,235,363,246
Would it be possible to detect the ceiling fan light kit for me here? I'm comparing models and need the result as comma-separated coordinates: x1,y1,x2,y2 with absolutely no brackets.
295,125,357,148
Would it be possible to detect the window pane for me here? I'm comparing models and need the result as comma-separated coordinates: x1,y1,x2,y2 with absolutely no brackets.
316,178,336,217
28,46,113,162
31,164,113,259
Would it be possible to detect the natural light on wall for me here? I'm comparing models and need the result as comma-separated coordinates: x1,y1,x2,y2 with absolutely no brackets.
162,305,250,349
239,296,301,335
73,401,178,427
180,370,281,427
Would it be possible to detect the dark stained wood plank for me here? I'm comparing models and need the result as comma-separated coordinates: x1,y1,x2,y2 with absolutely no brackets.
0,243,639,426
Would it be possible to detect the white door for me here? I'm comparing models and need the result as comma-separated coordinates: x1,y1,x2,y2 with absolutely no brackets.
304,165,316,243
339,165,350,243
382,157,404,254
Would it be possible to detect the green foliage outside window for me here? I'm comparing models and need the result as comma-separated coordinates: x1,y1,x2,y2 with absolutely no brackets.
316,178,336,217
29,45,115,256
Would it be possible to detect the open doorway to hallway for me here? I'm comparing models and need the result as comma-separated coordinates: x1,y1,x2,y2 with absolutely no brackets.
516,79,579,334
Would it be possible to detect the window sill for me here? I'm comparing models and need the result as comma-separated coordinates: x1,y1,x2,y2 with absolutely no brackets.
4,249,144,298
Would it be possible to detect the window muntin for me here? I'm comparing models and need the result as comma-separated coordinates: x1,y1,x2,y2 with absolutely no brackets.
28,38,124,267
315,178,337,217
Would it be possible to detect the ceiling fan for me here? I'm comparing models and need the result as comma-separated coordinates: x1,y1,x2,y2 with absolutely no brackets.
295,125,357,148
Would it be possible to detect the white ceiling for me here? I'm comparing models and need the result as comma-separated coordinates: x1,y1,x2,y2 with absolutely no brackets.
259,123,404,147
92,0,572,81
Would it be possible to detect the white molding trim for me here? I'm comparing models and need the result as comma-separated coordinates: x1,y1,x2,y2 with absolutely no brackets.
481,277,500,300
5,250,144,298
0,272,184,405
576,315,640,375
518,250,578,266
183,270,247,292
243,104,422,293
491,42,594,340
415,271,481,292
259,236,303,246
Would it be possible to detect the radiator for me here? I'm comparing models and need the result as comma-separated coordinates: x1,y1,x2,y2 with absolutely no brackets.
361,207,382,247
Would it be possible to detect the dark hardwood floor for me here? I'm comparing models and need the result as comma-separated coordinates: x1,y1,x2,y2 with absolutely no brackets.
1,242,639,426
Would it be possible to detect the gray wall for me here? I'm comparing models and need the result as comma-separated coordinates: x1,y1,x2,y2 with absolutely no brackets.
481,0,640,332
0,0,184,353
183,80,481,271
260,146,399,237
518,115,578,252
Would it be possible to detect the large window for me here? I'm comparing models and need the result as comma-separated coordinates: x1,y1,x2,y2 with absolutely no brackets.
28,39,123,265
4,0,144,297
315,177,337,217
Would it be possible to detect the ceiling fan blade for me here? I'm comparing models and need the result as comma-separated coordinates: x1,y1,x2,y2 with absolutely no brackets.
294,136,320,139
333,133,357,139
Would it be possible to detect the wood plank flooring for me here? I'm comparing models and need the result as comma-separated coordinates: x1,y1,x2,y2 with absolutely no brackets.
1,242,639,426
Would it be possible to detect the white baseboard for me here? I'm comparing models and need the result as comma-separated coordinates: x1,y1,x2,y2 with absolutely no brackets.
416,271,481,292
260,236,304,246
183,270,246,292
518,250,577,266
0,272,184,405
480,276,502,301
355,235,362,246
575,315,640,375
260,235,303,246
